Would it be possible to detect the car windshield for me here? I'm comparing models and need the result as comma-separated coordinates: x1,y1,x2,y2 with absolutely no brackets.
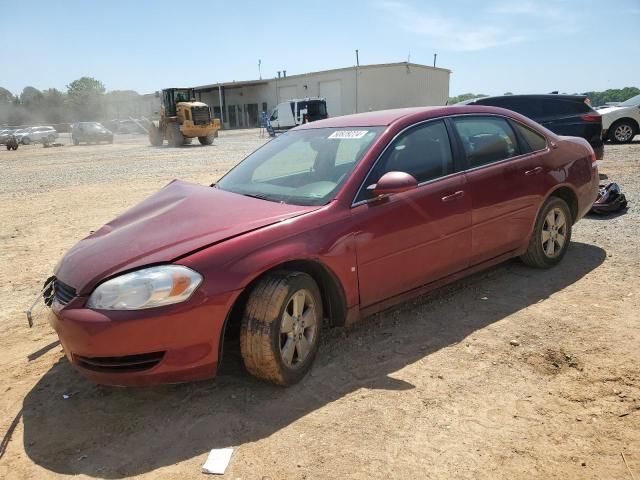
618,94,640,107
216,127,384,206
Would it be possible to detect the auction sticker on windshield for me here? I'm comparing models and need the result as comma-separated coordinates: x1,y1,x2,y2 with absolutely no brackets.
328,130,369,139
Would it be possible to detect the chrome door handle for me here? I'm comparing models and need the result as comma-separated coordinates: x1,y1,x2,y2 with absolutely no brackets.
525,167,543,176
441,190,465,202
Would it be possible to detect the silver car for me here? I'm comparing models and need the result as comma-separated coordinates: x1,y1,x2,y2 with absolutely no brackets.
16,126,58,145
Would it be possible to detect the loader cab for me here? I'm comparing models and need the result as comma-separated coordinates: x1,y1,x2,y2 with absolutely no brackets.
270,98,328,129
162,88,196,117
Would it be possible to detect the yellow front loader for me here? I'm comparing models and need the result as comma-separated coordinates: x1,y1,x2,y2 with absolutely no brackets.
149,88,221,147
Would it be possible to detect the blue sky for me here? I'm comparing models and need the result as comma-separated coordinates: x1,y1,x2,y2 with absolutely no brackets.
1,0,639,96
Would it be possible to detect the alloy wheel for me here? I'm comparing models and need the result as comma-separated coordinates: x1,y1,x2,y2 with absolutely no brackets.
614,124,634,142
279,289,318,368
541,207,567,258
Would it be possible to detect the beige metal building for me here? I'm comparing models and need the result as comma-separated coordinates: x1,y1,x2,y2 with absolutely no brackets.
192,62,451,129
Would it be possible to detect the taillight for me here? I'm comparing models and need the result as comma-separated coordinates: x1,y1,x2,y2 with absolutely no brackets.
581,114,601,122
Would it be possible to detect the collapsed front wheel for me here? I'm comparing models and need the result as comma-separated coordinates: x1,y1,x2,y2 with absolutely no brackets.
240,271,323,386
520,196,572,268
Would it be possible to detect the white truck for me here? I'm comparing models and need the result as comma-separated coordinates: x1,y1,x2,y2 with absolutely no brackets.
596,93,640,144
269,98,328,129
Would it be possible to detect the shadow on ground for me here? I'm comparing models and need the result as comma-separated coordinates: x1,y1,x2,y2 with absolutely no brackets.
20,242,606,478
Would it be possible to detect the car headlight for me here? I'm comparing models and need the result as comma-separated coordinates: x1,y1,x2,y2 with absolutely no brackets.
86,265,203,310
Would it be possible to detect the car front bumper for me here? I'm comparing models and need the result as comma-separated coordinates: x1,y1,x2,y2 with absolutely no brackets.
48,288,241,386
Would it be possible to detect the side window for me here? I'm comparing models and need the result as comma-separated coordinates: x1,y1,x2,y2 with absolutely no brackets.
358,120,454,201
452,116,519,168
270,109,278,121
513,122,547,151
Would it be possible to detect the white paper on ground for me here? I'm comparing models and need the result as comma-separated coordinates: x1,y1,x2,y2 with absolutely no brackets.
201,447,234,475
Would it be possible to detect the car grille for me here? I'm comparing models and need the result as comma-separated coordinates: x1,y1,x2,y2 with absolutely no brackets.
53,278,76,305
191,106,211,125
74,351,165,373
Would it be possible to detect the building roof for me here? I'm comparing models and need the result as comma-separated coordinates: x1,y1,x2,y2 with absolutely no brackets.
193,62,451,91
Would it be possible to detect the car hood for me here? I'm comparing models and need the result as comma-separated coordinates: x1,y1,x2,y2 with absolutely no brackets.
55,180,320,295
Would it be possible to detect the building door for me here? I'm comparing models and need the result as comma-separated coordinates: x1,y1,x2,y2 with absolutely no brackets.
228,106,237,128
246,104,258,127
319,80,342,117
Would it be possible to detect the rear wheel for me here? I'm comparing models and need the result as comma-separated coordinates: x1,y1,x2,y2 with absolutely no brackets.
240,271,322,386
608,120,636,144
48,134,56,143
198,134,214,145
22,136,31,145
167,124,185,147
520,197,572,268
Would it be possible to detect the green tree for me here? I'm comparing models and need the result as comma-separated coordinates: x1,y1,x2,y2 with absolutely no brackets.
66,76,106,120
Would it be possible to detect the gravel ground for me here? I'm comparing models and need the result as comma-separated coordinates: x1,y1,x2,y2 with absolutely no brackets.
0,133,638,480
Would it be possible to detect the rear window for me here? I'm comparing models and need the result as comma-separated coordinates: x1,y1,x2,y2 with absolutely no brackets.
452,116,520,168
540,99,591,116
476,97,542,119
513,122,547,151
306,101,327,116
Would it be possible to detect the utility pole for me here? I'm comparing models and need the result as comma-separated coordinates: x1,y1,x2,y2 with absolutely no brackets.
355,49,360,114
258,59,262,80
433,53,437,68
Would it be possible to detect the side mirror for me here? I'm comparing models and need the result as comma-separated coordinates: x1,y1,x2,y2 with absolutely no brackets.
368,171,418,198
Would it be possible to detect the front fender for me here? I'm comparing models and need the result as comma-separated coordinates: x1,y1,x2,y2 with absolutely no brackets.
176,207,359,309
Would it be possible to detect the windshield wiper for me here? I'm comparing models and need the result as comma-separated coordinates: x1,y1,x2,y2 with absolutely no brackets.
242,192,272,201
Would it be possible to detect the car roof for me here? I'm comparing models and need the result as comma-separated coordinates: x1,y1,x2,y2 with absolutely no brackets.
463,94,587,104
295,105,528,129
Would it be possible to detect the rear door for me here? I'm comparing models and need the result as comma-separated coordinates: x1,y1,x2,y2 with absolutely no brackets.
451,115,546,265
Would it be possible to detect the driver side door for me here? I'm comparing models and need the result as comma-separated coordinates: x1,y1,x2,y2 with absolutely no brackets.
351,120,472,307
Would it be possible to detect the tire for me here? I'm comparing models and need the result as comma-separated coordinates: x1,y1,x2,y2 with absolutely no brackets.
608,120,637,144
198,134,214,145
240,271,323,386
22,136,31,145
520,197,572,268
167,123,184,147
48,134,56,143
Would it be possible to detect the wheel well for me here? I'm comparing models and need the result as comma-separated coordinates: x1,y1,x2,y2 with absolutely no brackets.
219,260,348,363
550,186,578,221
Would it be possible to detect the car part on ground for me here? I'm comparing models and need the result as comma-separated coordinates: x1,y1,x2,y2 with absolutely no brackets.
148,88,221,147
590,183,628,215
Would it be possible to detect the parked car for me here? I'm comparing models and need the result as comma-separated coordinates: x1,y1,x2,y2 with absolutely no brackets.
46,105,598,387
16,126,58,145
71,122,114,145
0,128,18,144
461,95,604,159
596,93,640,144
270,97,328,129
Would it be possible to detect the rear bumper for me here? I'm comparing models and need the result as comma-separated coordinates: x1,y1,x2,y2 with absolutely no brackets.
48,289,241,386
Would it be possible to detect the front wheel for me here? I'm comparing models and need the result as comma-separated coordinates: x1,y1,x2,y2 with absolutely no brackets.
520,197,572,268
240,271,323,386
198,134,214,145
22,137,31,145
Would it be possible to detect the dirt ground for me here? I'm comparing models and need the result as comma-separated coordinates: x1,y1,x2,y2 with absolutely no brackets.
0,131,638,480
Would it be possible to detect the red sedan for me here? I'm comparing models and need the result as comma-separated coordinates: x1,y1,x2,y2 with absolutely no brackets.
47,106,599,386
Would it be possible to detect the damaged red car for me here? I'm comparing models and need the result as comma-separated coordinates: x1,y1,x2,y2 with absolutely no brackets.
46,106,599,386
